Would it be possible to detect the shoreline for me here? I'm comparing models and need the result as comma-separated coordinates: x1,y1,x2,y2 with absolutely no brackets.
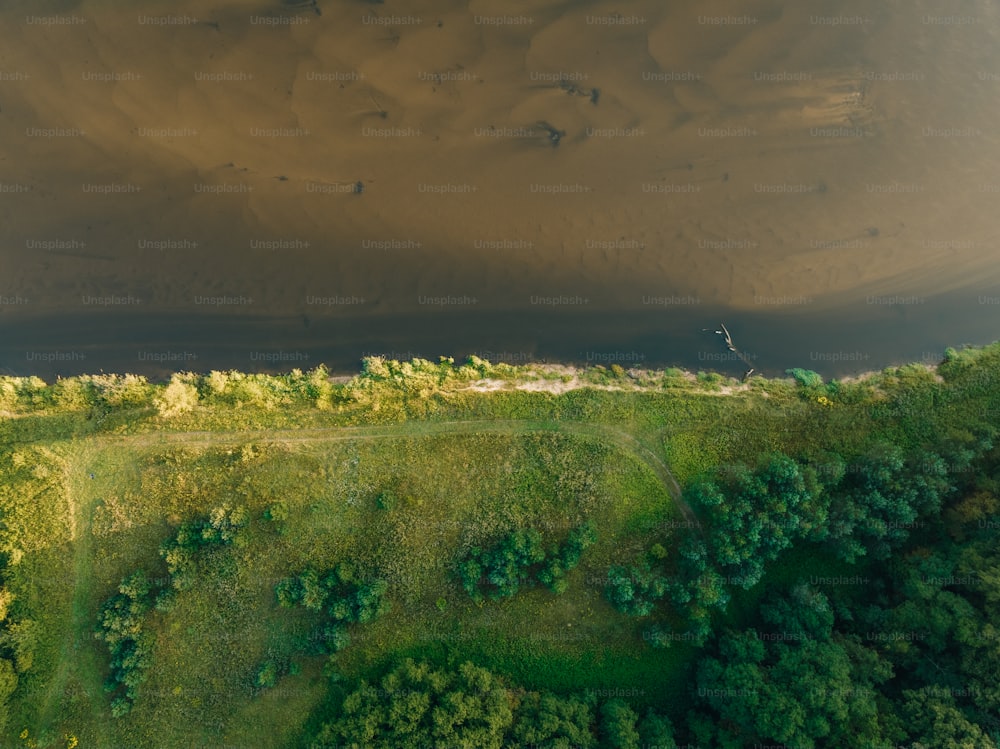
0,356,916,388
398,356,946,397
2,287,997,383
0,346,965,396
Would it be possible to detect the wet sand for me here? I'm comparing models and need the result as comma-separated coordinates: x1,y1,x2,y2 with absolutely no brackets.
2,0,1000,379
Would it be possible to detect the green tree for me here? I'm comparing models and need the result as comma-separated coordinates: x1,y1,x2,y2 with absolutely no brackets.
824,444,956,562
459,529,544,600
599,699,640,749
0,588,13,624
313,659,514,749
0,619,39,674
160,508,250,589
263,501,288,522
853,506,1000,733
605,564,668,617
300,569,326,612
539,522,597,594
681,454,821,595
276,565,388,659
561,521,597,566
117,570,151,600
666,537,730,639
903,687,998,749
507,690,597,748
160,544,195,591
94,570,158,715
638,709,678,749
458,524,595,601
275,576,304,607
691,587,893,749
349,580,389,623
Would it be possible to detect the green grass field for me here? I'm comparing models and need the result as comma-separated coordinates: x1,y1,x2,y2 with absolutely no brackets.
3,345,1000,747
5,424,688,747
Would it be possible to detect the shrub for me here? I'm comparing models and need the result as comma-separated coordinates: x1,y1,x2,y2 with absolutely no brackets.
458,523,596,601
94,570,160,715
154,374,199,418
263,501,289,533
786,368,824,389
375,489,397,511
275,564,389,656
605,564,668,617
255,661,278,689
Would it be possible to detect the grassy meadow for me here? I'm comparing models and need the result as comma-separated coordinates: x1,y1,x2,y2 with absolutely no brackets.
1,344,999,747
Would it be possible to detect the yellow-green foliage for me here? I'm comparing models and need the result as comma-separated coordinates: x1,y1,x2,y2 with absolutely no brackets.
0,377,50,412
48,374,154,411
0,447,70,556
154,374,200,418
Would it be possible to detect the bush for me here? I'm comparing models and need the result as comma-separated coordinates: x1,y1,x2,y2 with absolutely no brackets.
154,374,199,418
458,523,596,600
110,697,131,718
375,489,397,511
275,564,389,656
276,577,304,608
605,564,668,617
263,501,289,534
786,368,824,389
94,570,160,715
160,505,251,587
320,625,350,654
255,661,278,689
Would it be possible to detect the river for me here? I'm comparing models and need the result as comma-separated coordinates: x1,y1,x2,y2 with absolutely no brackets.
1,0,998,380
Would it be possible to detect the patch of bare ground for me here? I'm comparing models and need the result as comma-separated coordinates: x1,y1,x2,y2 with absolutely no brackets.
448,365,758,397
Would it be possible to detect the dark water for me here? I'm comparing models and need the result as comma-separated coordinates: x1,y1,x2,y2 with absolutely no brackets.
1,287,994,381
2,0,1000,381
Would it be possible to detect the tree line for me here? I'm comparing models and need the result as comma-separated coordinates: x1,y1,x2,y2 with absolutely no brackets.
606,430,993,643
310,657,680,749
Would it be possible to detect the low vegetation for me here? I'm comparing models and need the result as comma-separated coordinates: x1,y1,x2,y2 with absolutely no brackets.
457,522,597,600
1,343,1000,746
